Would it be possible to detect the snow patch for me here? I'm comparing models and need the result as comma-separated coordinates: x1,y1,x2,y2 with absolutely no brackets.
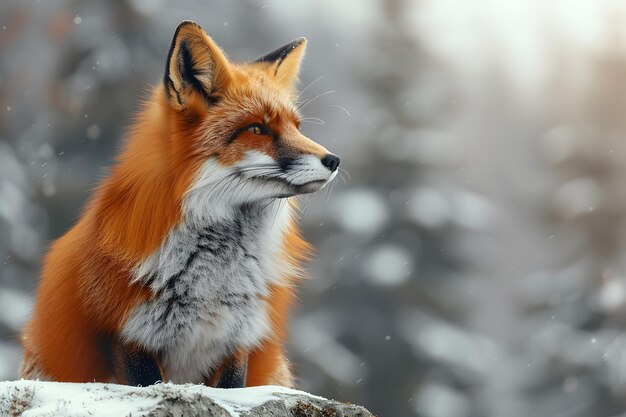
0,380,327,417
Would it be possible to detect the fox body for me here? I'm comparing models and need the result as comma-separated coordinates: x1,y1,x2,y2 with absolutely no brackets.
19,21,339,387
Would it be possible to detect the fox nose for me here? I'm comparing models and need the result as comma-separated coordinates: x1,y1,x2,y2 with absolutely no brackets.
321,154,340,172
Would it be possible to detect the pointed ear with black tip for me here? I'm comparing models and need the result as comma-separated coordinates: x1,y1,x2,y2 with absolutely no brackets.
164,21,232,110
255,37,307,91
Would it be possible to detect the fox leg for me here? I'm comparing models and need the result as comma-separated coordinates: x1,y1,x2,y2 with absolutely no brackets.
245,283,296,387
216,350,249,388
115,343,162,386
266,353,294,387
18,345,50,381
247,339,294,387
20,319,114,383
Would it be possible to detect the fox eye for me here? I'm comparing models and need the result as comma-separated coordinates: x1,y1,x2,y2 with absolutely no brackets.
247,125,263,135
230,123,273,143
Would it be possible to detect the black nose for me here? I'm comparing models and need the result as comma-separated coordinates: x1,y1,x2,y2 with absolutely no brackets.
321,154,340,172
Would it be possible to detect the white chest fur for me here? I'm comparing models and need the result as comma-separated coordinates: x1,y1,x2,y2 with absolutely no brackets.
121,201,291,383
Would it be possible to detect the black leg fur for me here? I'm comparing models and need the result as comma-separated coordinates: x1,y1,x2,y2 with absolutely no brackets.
217,355,248,388
122,348,162,386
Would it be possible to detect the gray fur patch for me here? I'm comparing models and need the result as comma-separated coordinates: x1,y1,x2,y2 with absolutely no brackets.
122,202,290,383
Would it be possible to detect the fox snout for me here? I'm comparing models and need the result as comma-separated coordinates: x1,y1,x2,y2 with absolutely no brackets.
321,154,340,172
267,132,340,193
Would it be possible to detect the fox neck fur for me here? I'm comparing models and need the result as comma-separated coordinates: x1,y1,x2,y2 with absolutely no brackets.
122,197,292,383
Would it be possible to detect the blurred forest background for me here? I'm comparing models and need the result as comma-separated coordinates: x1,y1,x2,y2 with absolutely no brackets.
3,1,626,416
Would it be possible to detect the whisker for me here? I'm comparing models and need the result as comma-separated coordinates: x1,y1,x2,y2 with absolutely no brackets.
324,104,351,117
199,173,235,197
300,194,313,215
214,175,239,205
237,167,283,175
325,180,337,202
298,90,336,111
338,168,351,182
270,198,285,229
300,117,326,126
232,176,254,204
260,196,277,212
298,75,324,99
338,171,348,187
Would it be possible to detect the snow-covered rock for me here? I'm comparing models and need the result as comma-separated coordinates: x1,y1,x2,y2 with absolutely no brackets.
0,380,373,417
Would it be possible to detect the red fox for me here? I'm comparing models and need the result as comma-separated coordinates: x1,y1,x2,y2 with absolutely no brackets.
19,21,340,388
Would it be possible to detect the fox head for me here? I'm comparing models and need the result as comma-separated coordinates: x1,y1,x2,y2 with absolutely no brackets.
161,21,340,212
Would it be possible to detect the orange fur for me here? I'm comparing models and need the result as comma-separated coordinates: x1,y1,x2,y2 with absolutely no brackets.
21,21,324,386
248,216,311,386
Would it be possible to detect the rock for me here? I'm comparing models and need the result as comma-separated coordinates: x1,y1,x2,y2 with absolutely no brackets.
0,380,374,417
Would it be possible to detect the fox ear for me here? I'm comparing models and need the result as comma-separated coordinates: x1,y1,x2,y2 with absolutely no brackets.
255,38,307,91
164,21,232,110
